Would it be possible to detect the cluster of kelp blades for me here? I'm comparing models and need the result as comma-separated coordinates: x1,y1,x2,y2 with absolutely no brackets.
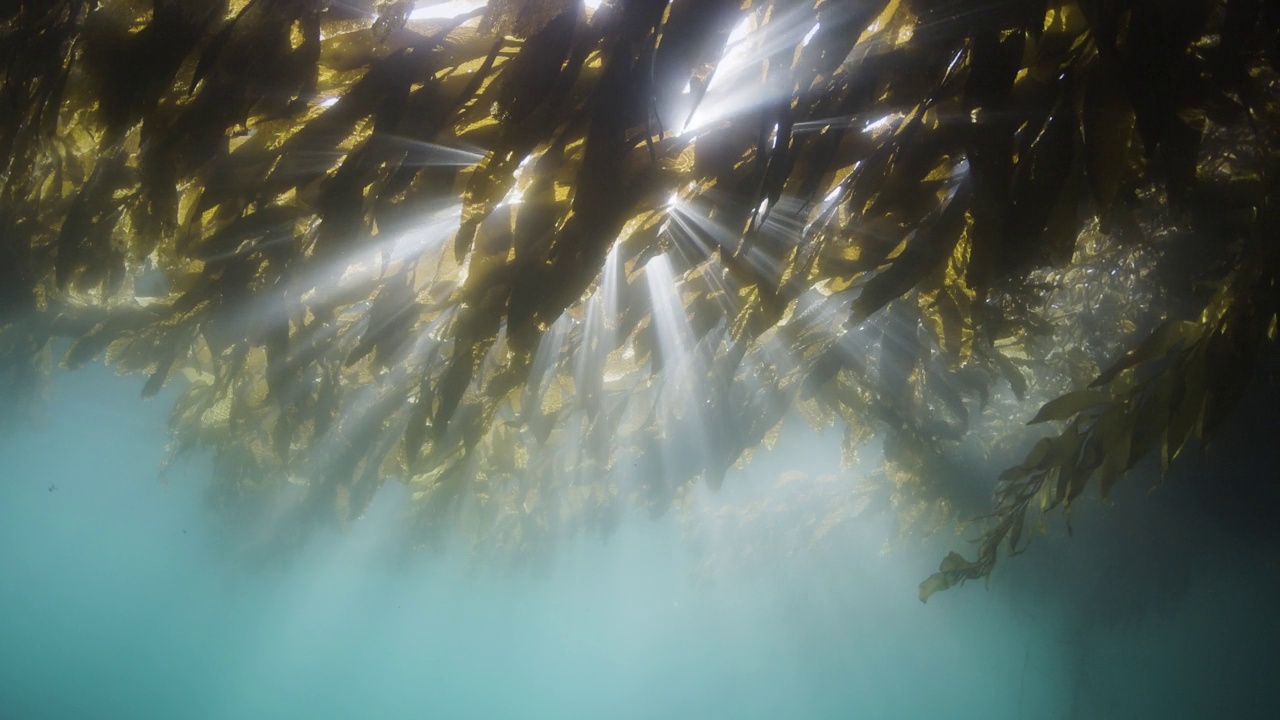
0,0,1276,593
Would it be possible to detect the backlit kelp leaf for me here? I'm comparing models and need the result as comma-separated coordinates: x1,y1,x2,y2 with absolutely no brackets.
54,149,129,290
852,179,970,322
1081,52,1138,228
1092,405,1132,498
990,350,1028,401
1027,389,1111,425
344,275,420,368
918,551,989,603
84,0,223,141
1090,320,1201,388
141,348,179,399
1005,83,1079,272
62,325,114,371
192,205,309,261
492,4,577,127
189,2,251,97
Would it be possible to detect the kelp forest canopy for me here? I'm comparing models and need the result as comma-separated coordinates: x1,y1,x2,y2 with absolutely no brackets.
1,0,1278,596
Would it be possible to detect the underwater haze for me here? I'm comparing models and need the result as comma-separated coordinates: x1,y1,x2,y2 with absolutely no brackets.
3,364,1280,720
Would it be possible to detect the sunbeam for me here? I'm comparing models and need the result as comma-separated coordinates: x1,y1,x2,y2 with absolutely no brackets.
677,2,822,135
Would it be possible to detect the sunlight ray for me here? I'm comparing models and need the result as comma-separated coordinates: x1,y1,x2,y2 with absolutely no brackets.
681,5,822,136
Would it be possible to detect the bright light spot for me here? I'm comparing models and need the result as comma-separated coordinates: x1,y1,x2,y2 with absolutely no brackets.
318,96,339,109
944,48,964,78
667,192,680,208
681,80,692,95
801,22,820,47
337,260,371,287
726,15,752,46
408,1,486,21
863,113,902,135
808,178,852,234
584,0,604,10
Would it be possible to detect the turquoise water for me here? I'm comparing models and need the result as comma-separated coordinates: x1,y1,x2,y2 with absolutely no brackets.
2,366,1278,719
